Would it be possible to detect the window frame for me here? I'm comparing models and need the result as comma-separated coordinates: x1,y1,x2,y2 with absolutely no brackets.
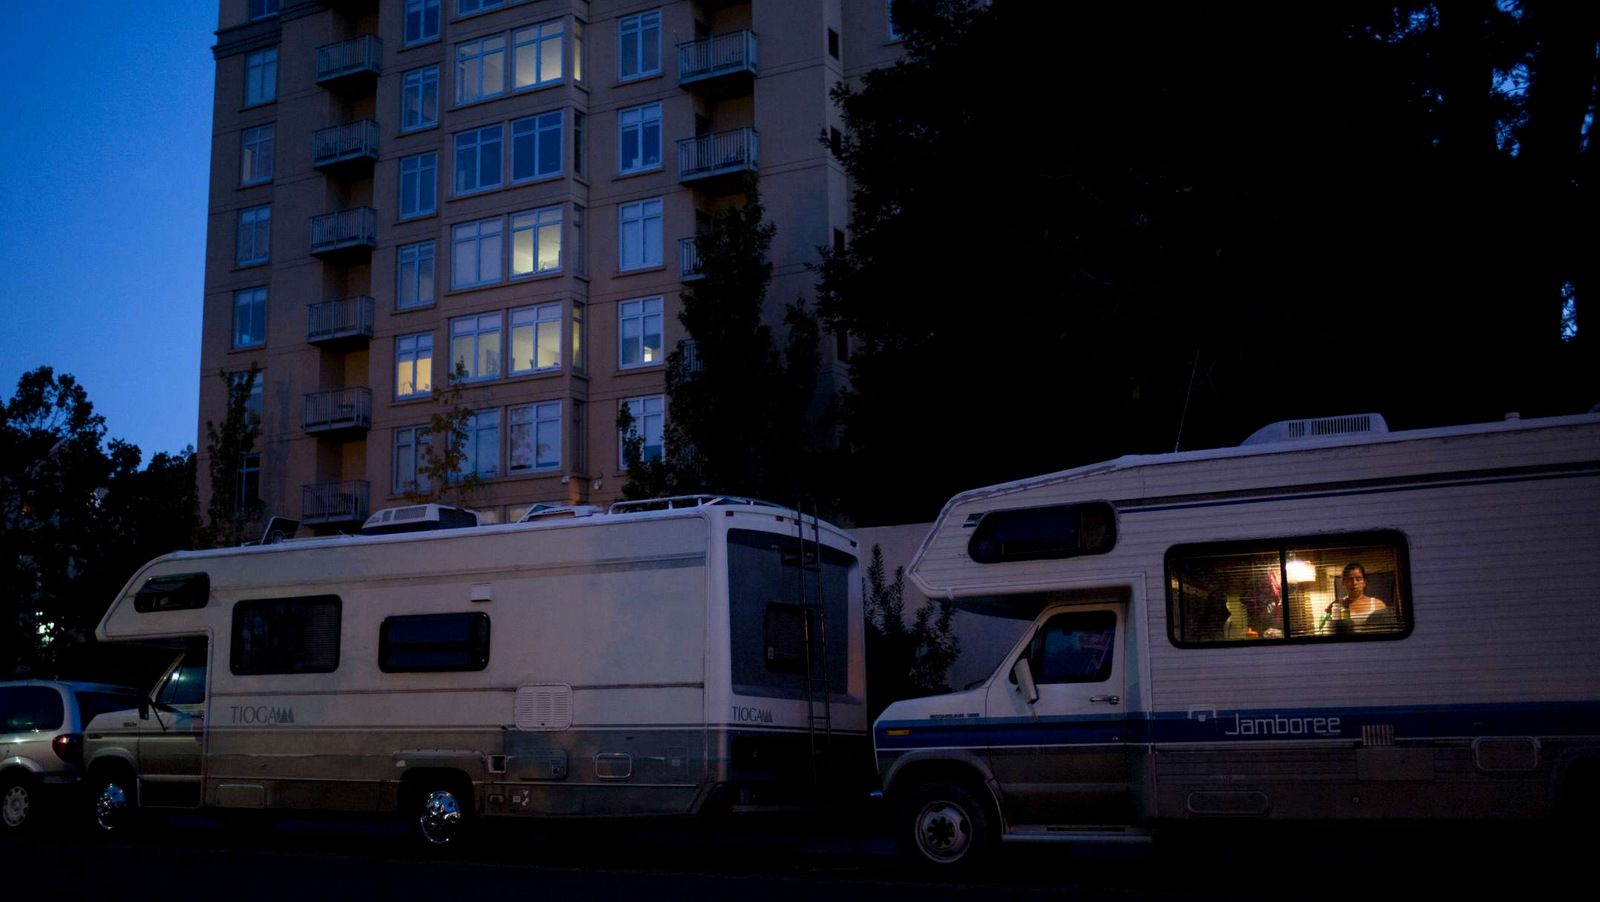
229,596,342,676
1165,530,1413,650
243,47,278,107
618,296,663,369
395,331,434,400
233,286,267,349
512,19,565,91
451,217,504,288
508,400,563,472
397,240,437,309
510,110,564,183
618,198,663,271
510,205,563,278
453,124,504,196
458,408,501,480
236,204,271,267
617,102,662,174
404,0,442,47
450,312,503,381
399,152,439,219
620,394,664,466
455,34,508,105
394,426,432,494
618,10,662,81
401,66,441,132
248,0,281,21
508,302,562,375
240,124,274,186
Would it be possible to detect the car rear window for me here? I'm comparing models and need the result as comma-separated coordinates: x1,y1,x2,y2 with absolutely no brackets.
0,686,65,732
73,690,140,725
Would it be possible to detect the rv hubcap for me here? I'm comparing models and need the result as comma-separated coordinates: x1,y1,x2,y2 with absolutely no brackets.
2,784,29,828
418,790,462,844
95,783,128,831
915,801,971,861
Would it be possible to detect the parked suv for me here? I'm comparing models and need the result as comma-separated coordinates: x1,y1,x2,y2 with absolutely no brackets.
1,680,141,834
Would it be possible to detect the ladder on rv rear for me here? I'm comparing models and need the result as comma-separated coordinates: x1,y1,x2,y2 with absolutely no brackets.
789,496,833,794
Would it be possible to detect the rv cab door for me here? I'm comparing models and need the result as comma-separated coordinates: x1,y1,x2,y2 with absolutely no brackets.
985,603,1132,827
137,651,207,808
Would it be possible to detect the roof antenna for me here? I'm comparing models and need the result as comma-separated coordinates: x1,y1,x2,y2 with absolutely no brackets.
1174,350,1200,453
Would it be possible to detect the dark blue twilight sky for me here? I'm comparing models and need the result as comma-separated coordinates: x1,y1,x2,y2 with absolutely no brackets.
0,3,216,461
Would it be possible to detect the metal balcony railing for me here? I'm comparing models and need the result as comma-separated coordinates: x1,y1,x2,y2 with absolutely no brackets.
316,35,381,85
679,237,704,281
677,128,758,182
678,30,758,84
309,207,378,257
303,387,372,435
301,480,371,526
311,120,380,170
306,296,375,345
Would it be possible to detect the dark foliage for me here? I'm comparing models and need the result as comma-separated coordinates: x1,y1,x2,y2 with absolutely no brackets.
820,0,1600,524
863,544,960,721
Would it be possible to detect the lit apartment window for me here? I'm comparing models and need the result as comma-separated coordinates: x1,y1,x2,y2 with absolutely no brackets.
509,402,562,472
396,332,434,399
619,297,663,368
618,103,661,174
573,20,587,84
511,111,562,181
618,11,660,80
510,206,562,278
618,199,663,271
510,303,561,375
402,67,440,132
400,152,438,218
459,0,504,15
452,218,503,288
237,205,271,266
621,395,664,464
459,410,500,480
514,20,563,90
244,48,278,106
398,240,436,309
456,35,507,104
240,125,274,185
405,0,441,46
455,125,504,194
233,287,267,349
394,426,432,494
249,0,280,21
451,312,502,381
572,302,586,372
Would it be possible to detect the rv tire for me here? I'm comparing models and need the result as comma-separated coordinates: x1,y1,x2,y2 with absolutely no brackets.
407,779,472,848
88,766,139,835
900,779,995,870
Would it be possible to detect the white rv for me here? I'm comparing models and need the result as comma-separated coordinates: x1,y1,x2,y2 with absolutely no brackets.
82,497,865,843
875,412,1600,867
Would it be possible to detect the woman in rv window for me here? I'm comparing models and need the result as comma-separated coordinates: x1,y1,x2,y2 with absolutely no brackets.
1325,561,1394,631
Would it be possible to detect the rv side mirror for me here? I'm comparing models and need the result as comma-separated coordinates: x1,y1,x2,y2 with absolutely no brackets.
1013,658,1040,705
138,697,150,720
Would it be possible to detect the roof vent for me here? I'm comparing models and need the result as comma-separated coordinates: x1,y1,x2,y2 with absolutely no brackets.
361,504,479,536
1241,413,1388,446
519,503,602,521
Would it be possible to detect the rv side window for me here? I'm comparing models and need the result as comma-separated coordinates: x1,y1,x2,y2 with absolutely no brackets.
230,596,343,675
1166,531,1410,647
968,502,1116,564
1028,610,1117,684
134,572,210,612
764,603,809,674
379,613,491,672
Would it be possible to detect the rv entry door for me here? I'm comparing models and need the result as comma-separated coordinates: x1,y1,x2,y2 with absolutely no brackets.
138,650,207,807
985,603,1131,826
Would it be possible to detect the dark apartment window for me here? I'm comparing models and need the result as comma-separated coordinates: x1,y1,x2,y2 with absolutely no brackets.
829,127,843,157
833,228,846,255
230,596,342,675
135,573,211,613
379,612,491,672
237,453,261,514
828,28,840,59
249,0,280,21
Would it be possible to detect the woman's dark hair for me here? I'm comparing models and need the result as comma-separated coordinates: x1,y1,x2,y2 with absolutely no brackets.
1342,562,1366,579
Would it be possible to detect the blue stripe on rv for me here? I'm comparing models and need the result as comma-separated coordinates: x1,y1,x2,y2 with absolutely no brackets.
875,700,1600,750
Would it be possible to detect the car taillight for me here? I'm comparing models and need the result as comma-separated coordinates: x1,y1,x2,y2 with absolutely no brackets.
52,732,83,767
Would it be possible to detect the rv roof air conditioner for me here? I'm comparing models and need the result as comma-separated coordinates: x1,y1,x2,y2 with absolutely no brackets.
361,504,479,536
1241,413,1389,446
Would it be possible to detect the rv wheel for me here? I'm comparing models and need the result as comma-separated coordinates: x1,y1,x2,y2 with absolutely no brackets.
90,770,137,834
412,784,470,846
1,772,37,834
901,779,995,869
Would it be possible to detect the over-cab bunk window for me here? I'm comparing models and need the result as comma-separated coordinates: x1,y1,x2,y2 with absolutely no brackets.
1166,531,1410,647
134,573,210,612
230,596,342,675
967,502,1117,564
379,612,491,672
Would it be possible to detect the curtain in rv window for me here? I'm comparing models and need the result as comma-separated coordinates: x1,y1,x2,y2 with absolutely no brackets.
1166,532,1409,647
230,596,343,675
379,612,491,672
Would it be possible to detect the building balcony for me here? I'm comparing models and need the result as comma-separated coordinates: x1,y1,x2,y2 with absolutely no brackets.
312,120,380,177
316,35,381,92
678,128,758,189
679,237,704,281
303,387,372,438
678,30,757,97
301,480,371,527
310,207,377,260
306,296,375,348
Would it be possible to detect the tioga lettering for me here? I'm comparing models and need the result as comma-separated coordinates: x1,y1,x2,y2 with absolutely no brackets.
230,705,295,725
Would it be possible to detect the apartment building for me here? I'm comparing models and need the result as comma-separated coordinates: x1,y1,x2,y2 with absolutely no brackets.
199,0,903,533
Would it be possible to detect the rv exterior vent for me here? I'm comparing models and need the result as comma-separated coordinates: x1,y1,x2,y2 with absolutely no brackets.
1241,413,1389,446
520,504,602,522
360,504,479,536
515,683,573,731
